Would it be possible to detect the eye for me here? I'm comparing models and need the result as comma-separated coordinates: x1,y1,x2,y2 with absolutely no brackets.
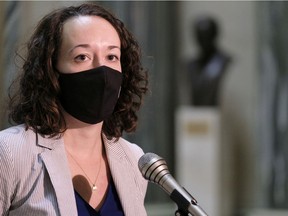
74,54,89,62
107,54,120,61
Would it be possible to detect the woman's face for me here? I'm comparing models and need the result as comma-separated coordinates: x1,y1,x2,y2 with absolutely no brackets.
56,15,121,74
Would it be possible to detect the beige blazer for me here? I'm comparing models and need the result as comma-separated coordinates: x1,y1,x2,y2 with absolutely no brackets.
0,125,147,216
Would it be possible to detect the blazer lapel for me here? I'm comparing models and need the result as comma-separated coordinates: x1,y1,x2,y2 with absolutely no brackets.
104,136,141,216
37,134,77,216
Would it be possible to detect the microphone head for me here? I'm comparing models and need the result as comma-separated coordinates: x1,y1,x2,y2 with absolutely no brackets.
138,152,170,184
138,152,162,170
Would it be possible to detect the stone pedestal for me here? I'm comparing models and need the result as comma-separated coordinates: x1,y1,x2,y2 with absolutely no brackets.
175,106,221,216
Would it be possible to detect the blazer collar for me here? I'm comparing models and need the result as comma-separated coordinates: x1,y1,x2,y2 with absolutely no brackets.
36,133,78,216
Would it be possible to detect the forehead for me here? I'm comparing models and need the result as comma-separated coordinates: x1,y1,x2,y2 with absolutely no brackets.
61,15,120,45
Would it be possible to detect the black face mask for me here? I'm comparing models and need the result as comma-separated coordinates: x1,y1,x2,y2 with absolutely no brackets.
58,65,122,124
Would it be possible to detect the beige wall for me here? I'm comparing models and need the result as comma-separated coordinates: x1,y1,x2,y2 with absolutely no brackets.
19,1,83,46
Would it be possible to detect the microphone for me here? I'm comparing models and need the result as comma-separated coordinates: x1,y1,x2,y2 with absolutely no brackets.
138,152,208,216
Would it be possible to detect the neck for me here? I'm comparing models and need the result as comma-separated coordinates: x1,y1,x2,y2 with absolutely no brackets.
63,112,104,158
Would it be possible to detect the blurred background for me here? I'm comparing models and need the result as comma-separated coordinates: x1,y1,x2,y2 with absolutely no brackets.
0,1,288,216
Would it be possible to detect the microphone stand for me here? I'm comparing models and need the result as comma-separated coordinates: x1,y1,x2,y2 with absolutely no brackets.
172,187,208,216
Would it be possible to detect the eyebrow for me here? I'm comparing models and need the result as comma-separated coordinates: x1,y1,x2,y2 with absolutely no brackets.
108,45,121,50
68,44,89,54
68,44,120,54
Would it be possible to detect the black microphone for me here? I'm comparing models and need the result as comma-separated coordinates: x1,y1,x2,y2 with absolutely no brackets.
138,152,208,216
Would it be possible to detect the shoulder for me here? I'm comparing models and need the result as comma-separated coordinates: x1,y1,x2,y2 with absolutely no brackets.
0,124,43,179
0,124,38,156
0,124,39,166
103,135,147,178
105,136,145,166
0,124,26,136
109,136,147,180
118,137,144,159
0,125,29,153
0,124,34,144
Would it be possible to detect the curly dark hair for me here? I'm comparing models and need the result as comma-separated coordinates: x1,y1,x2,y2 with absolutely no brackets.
8,3,148,139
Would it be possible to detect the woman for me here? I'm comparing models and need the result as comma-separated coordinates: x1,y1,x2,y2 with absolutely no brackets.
0,3,148,216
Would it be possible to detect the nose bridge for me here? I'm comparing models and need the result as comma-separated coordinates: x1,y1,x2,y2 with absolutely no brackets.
92,55,103,68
